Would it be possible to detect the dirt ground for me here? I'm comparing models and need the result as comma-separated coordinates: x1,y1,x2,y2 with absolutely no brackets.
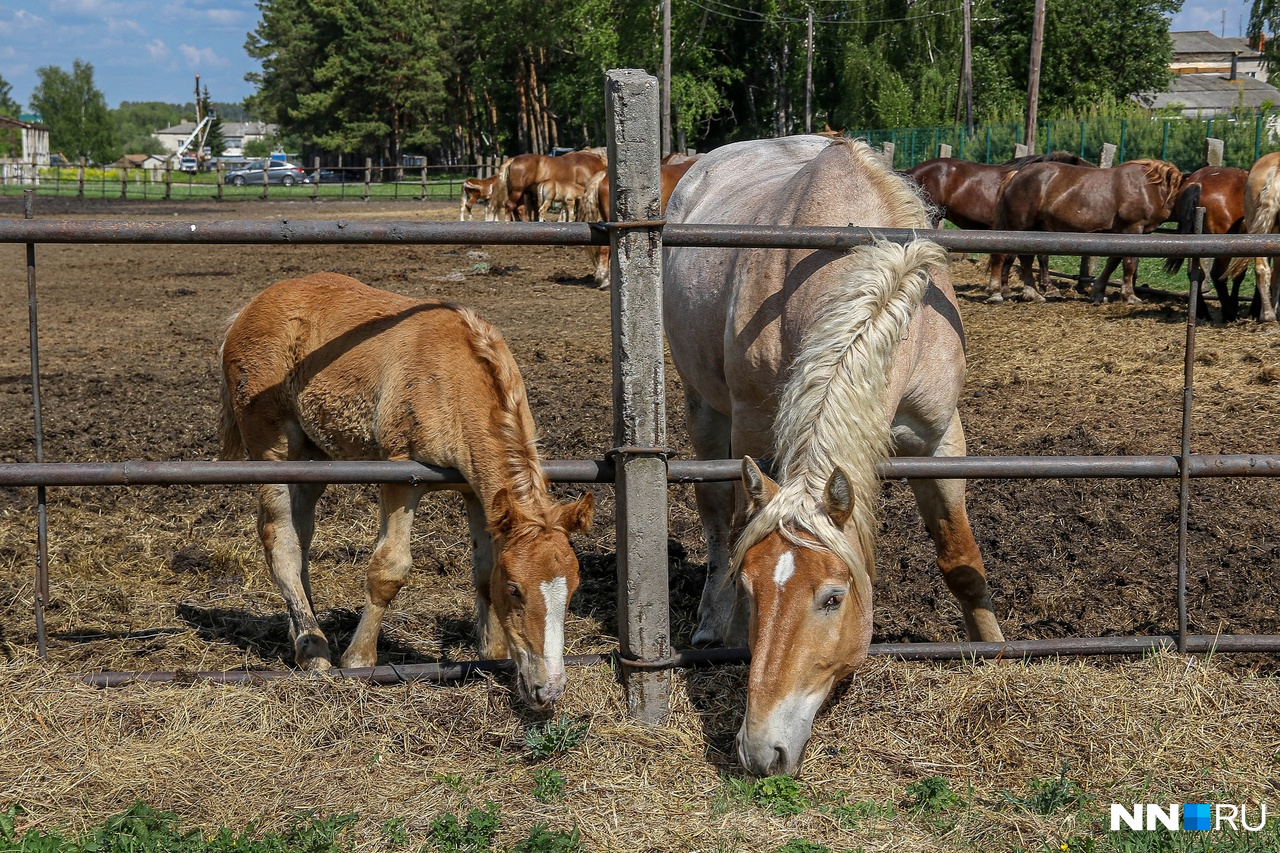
3,196,1280,849
4,195,1280,669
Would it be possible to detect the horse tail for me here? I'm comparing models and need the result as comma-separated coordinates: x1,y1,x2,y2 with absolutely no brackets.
991,169,1021,230
581,170,608,222
217,312,247,461
1164,182,1202,274
737,237,947,603
1230,171,1280,278
492,159,513,222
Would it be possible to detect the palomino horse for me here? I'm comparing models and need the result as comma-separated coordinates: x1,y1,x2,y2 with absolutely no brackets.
1164,166,1250,322
664,136,1002,776
536,179,584,222
459,176,498,221
993,159,1183,304
581,158,699,284
219,274,594,708
493,149,606,221
904,152,1095,303
1234,152,1280,322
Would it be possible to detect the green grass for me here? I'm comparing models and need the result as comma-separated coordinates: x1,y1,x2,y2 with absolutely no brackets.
522,715,588,761
0,177,468,203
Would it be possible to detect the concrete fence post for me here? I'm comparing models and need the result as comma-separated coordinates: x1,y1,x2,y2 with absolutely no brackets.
1014,143,1029,158
938,143,952,158
1204,137,1225,167
880,141,895,168
1099,143,1117,168
605,68,671,724
364,157,373,201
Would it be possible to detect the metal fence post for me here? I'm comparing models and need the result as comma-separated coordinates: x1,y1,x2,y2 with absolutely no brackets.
23,191,49,658
606,69,670,724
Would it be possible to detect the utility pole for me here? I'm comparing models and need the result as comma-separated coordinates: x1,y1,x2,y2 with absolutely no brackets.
805,6,814,134
1024,0,1046,152
961,0,973,134
662,0,672,156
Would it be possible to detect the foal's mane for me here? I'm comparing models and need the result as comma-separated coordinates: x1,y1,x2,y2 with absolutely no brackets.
731,140,946,602
455,308,554,517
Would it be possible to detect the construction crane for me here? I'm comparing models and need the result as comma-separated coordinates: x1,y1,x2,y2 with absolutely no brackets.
171,74,212,171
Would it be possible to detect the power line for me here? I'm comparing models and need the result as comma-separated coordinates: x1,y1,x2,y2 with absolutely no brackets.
688,0,964,25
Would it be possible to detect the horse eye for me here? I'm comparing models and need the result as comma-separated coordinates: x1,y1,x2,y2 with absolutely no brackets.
821,593,843,611
507,583,522,600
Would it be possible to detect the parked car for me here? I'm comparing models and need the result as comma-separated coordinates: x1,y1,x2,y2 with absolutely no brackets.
316,167,367,183
225,161,311,187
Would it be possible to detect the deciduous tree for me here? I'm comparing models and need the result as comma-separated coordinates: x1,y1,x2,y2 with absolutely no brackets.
30,60,119,163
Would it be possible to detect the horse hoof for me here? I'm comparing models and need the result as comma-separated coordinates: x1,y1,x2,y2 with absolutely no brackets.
1044,288,1063,300
1020,288,1045,303
294,633,333,670
1125,295,1143,305
984,294,1005,305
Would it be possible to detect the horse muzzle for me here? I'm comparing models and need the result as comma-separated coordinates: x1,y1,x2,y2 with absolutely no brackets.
736,688,826,776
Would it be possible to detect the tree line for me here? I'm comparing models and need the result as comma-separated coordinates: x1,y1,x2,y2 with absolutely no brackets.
5,0,1189,167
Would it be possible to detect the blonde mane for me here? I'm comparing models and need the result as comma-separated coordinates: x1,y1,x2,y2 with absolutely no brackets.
456,308,553,516
731,142,946,603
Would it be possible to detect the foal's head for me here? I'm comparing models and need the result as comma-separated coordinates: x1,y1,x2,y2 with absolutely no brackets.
733,457,874,777
488,488,594,708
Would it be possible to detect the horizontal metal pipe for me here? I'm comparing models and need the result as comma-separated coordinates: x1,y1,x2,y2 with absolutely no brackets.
74,634,1280,687
6,454,1280,488
3,219,1279,258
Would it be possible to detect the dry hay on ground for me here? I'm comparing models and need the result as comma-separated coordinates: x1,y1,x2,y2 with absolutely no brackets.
2,199,1280,849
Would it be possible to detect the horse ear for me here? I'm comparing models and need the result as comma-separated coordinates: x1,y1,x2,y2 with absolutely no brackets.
742,456,779,515
823,468,854,528
488,487,525,536
558,492,594,534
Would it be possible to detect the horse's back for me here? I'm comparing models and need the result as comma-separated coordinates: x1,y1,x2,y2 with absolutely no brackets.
223,274,495,461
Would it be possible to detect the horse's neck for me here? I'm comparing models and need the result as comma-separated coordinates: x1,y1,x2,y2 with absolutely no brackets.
453,404,552,517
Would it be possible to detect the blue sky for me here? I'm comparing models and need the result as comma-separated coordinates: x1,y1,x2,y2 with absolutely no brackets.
0,0,1260,113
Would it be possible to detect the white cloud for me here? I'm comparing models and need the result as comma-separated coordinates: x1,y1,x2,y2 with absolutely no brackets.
48,0,127,18
107,18,144,35
205,8,242,25
179,44,226,68
3,9,46,29
147,40,170,61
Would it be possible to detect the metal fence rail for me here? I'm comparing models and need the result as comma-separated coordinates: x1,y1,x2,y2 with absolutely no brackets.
5,75,1278,716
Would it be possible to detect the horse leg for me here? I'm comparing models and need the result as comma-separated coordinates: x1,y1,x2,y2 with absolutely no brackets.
907,411,1003,642
257,480,331,669
464,491,504,659
984,253,1011,304
1015,254,1044,303
1119,256,1142,304
1038,254,1061,299
1091,256,1122,303
685,390,745,647
342,482,426,668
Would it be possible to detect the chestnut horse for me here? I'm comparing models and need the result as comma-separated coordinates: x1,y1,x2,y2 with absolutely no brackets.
219,273,594,708
536,178,584,222
1164,166,1250,322
1234,152,1280,322
493,149,606,221
665,136,1002,776
581,157,699,284
993,159,1183,304
459,175,498,221
904,152,1095,303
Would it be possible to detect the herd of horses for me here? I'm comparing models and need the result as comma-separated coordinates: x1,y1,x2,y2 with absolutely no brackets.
220,134,1280,781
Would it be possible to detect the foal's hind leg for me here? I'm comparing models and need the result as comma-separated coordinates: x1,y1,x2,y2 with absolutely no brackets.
257,480,331,669
908,412,1004,642
463,491,503,659
342,482,427,668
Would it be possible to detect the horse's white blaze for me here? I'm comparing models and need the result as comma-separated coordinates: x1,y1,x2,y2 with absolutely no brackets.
772,551,796,588
539,577,568,676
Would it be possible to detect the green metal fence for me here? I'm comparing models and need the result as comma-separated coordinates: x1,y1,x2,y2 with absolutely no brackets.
852,112,1280,170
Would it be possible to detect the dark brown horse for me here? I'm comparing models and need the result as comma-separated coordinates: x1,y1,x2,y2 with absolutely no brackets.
580,158,699,284
1164,166,1250,322
493,149,606,221
993,159,1184,304
904,152,1095,303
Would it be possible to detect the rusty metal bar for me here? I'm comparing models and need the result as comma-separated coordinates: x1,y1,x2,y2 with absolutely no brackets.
9,453,1280,488
73,634,1280,688
1176,208,1206,654
5,218,1280,258
23,190,49,659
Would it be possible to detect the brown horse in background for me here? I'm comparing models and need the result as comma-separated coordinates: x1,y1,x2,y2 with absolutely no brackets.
1164,166,1250,322
219,273,594,707
581,157,699,285
493,150,606,221
904,152,1095,303
994,159,1183,304
459,175,498,221
1234,152,1280,322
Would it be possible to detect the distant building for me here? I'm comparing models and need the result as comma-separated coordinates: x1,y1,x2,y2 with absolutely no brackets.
155,120,278,158
1134,30,1280,116
0,114,51,185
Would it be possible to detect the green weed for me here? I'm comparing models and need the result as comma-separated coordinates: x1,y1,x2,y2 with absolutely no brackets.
774,841,831,853
510,824,583,852
750,775,809,816
905,776,964,814
532,768,567,803
1003,764,1086,815
425,802,501,853
380,817,409,846
523,716,588,760
825,799,897,830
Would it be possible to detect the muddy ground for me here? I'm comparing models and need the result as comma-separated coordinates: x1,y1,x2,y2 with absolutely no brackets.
3,195,1280,674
